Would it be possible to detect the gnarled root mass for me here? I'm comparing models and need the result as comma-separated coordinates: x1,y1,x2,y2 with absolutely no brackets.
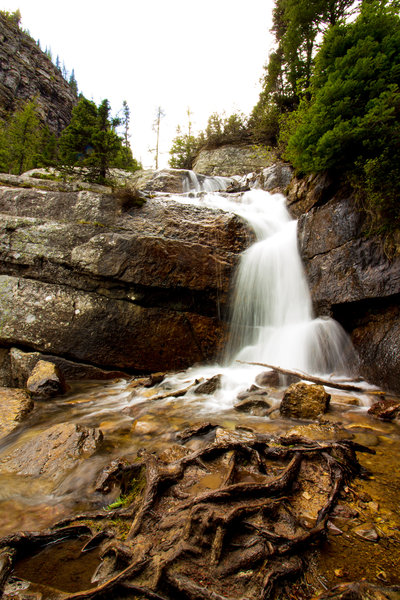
0,430,374,600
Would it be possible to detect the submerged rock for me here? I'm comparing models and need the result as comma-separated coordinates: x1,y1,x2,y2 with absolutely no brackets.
0,423,103,480
0,387,34,439
368,398,400,421
280,382,331,419
26,360,66,400
195,375,222,395
234,397,271,416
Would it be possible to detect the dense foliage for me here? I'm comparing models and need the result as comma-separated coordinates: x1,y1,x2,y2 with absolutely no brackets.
284,1,400,232
0,97,141,182
59,98,141,183
169,111,250,169
0,99,57,174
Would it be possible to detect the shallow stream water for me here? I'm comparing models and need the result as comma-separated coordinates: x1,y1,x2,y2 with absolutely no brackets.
1,184,400,591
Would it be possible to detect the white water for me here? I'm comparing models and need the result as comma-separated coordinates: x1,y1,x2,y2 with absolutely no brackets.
167,178,358,410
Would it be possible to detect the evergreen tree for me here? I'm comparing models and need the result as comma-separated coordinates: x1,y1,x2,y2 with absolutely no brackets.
251,0,357,143
0,99,42,174
284,0,400,232
59,97,98,170
58,97,139,183
68,69,78,95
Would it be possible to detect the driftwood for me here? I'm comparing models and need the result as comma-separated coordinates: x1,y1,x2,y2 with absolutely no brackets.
0,431,373,600
237,360,367,392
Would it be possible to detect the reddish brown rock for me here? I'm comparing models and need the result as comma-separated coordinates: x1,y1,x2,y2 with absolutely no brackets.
368,397,400,421
26,360,66,400
0,423,103,480
0,387,34,439
280,382,330,419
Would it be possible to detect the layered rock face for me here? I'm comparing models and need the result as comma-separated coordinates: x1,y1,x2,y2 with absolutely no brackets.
0,180,250,376
193,144,274,177
0,14,77,134
295,175,400,393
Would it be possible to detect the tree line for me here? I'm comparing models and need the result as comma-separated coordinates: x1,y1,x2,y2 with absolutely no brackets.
170,0,400,236
0,97,141,184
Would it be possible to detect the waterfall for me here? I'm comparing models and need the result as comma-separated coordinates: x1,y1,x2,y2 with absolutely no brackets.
194,186,357,377
183,171,235,193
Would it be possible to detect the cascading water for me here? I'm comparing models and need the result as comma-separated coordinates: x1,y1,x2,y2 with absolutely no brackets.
171,177,358,408
222,189,357,375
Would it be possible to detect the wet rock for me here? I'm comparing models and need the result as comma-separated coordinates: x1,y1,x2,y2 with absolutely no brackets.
177,423,217,442
234,397,271,416
195,375,222,395
192,144,274,177
131,418,159,436
0,423,103,480
330,504,359,519
144,372,166,387
257,163,293,194
236,385,265,400
0,184,250,373
352,523,380,542
159,445,190,463
0,387,34,439
10,347,127,387
297,188,400,393
280,382,330,419
327,521,343,536
0,348,12,387
0,275,227,373
215,427,257,444
331,394,360,407
26,360,66,400
283,422,345,442
255,370,281,387
368,398,400,421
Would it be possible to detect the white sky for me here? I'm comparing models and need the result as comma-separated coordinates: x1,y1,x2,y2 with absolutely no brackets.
2,0,275,168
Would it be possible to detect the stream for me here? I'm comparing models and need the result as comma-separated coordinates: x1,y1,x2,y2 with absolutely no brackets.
1,183,400,592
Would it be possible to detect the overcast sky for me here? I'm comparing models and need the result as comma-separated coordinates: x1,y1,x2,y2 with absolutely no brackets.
3,0,275,168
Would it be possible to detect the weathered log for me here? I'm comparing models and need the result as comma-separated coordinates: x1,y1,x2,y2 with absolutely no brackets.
237,361,366,392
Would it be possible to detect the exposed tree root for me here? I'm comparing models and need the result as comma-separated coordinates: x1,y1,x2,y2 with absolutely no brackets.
1,430,374,600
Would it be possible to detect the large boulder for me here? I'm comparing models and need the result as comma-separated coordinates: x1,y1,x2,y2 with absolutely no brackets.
0,183,250,373
193,144,274,177
297,185,400,393
280,382,330,419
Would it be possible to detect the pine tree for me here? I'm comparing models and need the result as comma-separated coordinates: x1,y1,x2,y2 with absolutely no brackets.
1,99,42,174
68,69,78,96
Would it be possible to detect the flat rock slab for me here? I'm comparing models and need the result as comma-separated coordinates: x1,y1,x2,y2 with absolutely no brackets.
0,388,34,439
0,423,103,480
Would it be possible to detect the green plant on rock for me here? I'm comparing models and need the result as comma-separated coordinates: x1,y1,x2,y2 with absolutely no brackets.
283,0,400,235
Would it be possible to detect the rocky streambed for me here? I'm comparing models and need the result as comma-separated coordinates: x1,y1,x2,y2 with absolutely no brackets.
0,368,400,600
0,167,400,600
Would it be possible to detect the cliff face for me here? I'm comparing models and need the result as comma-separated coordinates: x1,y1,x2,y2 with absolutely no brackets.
0,174,251,377
291,174,400,393
0,13,77,134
